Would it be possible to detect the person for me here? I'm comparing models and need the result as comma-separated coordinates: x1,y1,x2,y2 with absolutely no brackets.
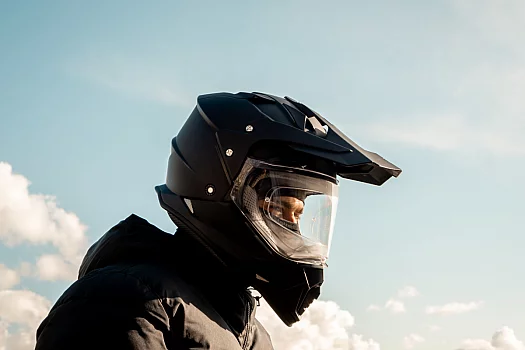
34,92,401,349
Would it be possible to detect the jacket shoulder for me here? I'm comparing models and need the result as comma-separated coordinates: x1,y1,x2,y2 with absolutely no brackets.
36,263,172,349
38,263,245,350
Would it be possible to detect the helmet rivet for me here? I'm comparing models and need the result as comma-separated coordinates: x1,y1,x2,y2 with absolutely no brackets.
225,149,234,157
245,125,254,132
206,185,215,195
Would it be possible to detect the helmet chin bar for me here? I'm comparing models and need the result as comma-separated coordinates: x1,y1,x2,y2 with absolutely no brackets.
253,263,324,327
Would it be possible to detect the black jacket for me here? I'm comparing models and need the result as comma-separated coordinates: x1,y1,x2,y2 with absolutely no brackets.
35,214,274,350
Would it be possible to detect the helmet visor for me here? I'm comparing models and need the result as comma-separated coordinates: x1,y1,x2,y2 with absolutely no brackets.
231,158,339,265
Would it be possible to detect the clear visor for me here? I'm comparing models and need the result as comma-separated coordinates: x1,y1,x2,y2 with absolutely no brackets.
231,158,339,265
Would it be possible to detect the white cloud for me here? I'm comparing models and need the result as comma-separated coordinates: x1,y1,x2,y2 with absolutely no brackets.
457,326,524,350
0,163,86,350
347,335,381,350
397,286,420,298
491,328,525,350
67,53,193,108
256,298,380,350
367,287,416,313
366,304,382,312
0,264,20,290
403,334,425,349
0,290,51,329
35,254,79,281
0,162,88,281
384,299,406,314
0,321,37,350
459,338,494,350
17,262,34,278
0,290,52,350
425,301,483,315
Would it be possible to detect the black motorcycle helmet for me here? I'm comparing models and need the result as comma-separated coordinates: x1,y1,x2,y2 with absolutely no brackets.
155,92,401,326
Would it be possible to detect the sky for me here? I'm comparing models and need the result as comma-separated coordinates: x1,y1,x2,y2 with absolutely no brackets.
0,1,524,349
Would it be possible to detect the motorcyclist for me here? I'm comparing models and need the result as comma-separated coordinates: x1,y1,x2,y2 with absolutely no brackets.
35,92,401,349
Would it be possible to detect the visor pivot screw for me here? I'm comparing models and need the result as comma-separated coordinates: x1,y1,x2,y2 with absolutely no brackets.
225,149,234,157
264,197,270,202
206,185,215,195
245,125,254,132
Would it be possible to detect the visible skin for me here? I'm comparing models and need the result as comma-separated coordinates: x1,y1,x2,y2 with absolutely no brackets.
258,196,304,224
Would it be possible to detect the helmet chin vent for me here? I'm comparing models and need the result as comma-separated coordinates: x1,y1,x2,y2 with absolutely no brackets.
298,286,321,315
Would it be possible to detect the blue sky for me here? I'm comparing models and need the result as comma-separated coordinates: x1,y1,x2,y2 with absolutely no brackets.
1,1,524,349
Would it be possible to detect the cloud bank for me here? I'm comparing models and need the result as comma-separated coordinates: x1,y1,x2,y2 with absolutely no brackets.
0,162,90,349
457,327,524,350
0,162,88,281
0,290,52,350
257,299,380,350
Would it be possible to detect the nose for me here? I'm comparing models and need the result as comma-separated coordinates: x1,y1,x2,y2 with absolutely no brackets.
282,209,298,224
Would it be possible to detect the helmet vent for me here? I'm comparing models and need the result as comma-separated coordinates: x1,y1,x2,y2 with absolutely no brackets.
305,116,328,138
